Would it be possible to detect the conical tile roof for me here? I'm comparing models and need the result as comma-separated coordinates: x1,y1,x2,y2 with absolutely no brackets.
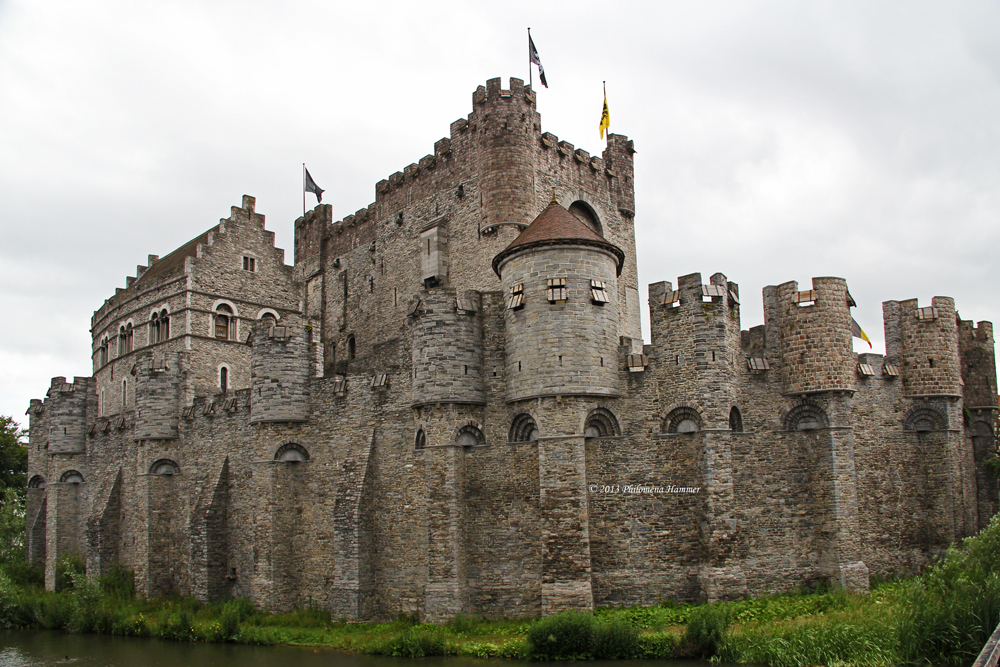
492,201,625,277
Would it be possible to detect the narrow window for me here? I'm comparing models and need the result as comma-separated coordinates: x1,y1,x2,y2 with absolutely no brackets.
347,335,356,360
547,278,567,303
150,312,159,343
122,379,127,407
220,366,228,394
590,280,610,305
508,283,524,310
215,305,234,340
160,309,169,340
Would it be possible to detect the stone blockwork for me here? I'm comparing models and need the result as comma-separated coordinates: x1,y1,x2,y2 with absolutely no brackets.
26,78,997,621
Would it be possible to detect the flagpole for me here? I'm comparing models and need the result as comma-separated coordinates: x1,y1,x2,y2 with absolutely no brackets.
527,27,532,89
302,163,306,217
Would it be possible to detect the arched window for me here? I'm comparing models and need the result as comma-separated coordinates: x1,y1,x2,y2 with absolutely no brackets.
569,200,603,236
347,335,356,360
783,402,829,431
121,379,127,407
215,304,234,340
258,310,278,328
664,406,701,433
274,443,309,462
149,309,169,343
509,414,539,442
903,406,947,432
118,326,126,357
455,424,485,448
585,408,620,437
28,475,46,489
149,459,180,476
415,428,426,450
219,366,229,394
729,406,743,432
98,336,109,367
125,323,133,353
59,470,84,484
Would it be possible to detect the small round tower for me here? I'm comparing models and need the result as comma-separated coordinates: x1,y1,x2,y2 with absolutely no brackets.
493,201,624,402
250,317,311,423
45,377,93,454
884,296,962,397
773,277,855,395
471,77,540,231
410,289,485,407
134,353,181,440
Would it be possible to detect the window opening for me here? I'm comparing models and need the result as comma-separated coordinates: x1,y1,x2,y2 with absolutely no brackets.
508,283,524,310
243,256,256,272
347,335,356,360
220,366,228,394
547,277,567,303
215,305,234,340
590,280,610,305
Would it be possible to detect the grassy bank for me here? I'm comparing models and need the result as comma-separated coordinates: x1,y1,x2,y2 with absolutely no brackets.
3,517,1000,664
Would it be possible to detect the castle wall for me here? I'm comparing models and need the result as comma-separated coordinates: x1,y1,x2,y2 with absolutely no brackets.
25,78,998,623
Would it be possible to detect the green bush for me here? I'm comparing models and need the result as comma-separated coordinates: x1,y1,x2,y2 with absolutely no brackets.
375,624,449,657
899,515,1000,664
636,630,680,658
158,610,196,642
526,610,595,660
683,603,735,657
2,560,43,588
591,615,639,658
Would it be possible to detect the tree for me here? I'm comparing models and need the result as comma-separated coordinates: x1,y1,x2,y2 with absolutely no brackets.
0,417,27,504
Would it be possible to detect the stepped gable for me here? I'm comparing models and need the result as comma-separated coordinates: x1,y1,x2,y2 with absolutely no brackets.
492,200,625,277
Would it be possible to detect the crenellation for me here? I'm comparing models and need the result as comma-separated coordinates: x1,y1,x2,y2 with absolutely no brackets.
27,77,996,621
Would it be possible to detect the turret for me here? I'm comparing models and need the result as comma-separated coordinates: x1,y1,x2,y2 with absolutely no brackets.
764,277,855,395
648,272,741,429
410,289,485,406
959,320,997,410
45,377,93,454
494,201,623,402
250,317,310,423
883,297,961,397
134,353,181,440
470,77,540,232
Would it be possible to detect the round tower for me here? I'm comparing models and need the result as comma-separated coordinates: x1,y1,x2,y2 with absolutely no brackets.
470,77,540,231
250,317,310,423
410,289,485,407
774,277,855,395
134,353,181,440
45,377,93,454
884,296,962,397
493,201,624,402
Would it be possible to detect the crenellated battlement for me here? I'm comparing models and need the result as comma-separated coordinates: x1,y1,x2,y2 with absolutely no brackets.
884,296,961,397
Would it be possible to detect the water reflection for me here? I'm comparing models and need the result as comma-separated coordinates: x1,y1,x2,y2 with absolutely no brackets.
0,630,714,667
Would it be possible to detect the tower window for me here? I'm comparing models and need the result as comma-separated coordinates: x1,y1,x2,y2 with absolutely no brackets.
508,284,524,310
215,305,234,340
220,366,229,394
590,280,609,305
242,256,256,272
347,335,356,360
547,278,567,303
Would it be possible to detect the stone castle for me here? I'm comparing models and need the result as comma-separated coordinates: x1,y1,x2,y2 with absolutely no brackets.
25,77,999,620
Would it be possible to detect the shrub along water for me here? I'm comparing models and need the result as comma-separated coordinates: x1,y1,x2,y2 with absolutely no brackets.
2,515,1000,664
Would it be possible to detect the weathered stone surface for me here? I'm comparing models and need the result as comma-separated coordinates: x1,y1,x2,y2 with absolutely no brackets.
24,78,997,620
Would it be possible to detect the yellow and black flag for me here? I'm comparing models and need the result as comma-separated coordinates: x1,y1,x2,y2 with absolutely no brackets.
599,82,610,139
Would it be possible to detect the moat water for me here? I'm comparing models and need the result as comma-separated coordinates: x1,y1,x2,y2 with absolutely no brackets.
0,630,717,667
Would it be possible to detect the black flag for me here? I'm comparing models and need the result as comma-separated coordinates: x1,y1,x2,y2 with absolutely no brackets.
304,168,324,203
528,33,548,88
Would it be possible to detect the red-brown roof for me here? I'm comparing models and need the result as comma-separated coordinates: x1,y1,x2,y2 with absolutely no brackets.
136,226,217,286
492,201,625,276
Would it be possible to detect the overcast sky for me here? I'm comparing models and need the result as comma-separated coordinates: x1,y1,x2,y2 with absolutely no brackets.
2,0,999,425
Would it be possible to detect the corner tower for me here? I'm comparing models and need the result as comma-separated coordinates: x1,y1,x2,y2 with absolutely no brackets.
493,200,624,402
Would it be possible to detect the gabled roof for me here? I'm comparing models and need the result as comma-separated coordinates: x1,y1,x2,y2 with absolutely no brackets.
492,201,625,277
136,226,217,286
